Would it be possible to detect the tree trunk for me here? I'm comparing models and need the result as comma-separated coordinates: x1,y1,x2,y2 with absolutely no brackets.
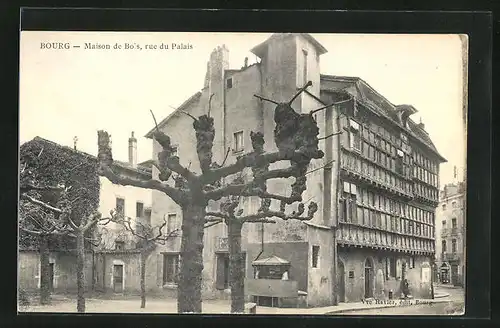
177,205,205,313
39,235,51,305
140,249,147,309
228,220,245,313
76,230,86,313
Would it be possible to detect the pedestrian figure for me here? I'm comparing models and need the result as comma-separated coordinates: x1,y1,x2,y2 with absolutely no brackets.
402,279,410,299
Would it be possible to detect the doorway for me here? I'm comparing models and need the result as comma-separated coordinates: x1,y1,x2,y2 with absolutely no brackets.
48,263,55,291
215,253,230,290
364,258,373,299
113,264,124,293
337,260,345,302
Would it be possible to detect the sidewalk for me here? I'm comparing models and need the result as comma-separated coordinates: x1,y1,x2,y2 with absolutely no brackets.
434,283,464,290
255,297,451,315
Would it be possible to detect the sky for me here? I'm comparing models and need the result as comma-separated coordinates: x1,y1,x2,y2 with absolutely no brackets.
19,32,467,186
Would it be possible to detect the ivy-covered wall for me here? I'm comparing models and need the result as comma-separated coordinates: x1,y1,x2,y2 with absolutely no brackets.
19,137,101,250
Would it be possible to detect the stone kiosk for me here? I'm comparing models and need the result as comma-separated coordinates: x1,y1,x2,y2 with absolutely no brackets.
245,255,299,308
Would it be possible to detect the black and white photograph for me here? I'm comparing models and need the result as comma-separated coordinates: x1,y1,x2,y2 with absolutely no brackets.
18,31,467,315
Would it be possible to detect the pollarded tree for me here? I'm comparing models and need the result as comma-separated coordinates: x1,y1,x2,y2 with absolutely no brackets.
109,212,180,309
19,182,109,313
109,208,228,309
97,81,334,313
206,194,318,313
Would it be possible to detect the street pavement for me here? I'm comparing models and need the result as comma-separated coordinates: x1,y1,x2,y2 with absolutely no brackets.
19,285,464,315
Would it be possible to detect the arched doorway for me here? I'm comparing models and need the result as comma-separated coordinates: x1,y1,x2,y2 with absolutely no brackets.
337,260,345,303
364,258,374,299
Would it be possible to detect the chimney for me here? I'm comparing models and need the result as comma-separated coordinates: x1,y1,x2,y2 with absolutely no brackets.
128,131,137,168
418,117,425,130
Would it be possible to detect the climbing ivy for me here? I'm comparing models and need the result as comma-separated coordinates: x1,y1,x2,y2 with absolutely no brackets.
19,137,101,250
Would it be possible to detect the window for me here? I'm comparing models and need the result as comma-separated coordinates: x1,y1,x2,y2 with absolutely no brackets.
348,271,355,279
341,181,357,223
166,214,177,234
452,239,457,253
302,49,308,84
116,198,125,216
144,208,152,225
452,218,457,228
349,120,361,151
312,245,320,268
442,240,447,253
386,257,397,278
115,241,125,250
395,157,404,175
136,202,144,218
442,204,446,210
233,131,244,152
442,220,446,228
163,253,180,284
226,78,233,89
452,201,457,208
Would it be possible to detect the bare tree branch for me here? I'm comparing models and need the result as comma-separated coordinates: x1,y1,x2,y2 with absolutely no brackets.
288,80,312,105
179,110,197,121
318,131,342,141
82,213,106,232
67,217,79,231
20,226,43,236
97,165,188,205
150,109,160,132
305,160,336,175
21,194,64,214
243,218,277,224
253,94,279,105
204,149,323,185
19,184,64,195
206,212,229,220
205,182,302,204
221,147,231,167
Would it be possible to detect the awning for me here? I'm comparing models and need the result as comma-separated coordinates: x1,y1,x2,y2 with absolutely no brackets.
252,255,290,266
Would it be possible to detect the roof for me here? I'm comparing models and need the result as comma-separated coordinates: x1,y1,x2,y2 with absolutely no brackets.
251,33,328,58
26,137,152,178
144,92,202,138
320,74,447,162
252,255,290,266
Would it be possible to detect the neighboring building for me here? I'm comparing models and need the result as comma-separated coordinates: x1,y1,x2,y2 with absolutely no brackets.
435,181,466,286
143,33,447,307
19,134,154,295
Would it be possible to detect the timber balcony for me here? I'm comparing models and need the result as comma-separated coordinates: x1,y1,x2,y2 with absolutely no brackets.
442,252,463,262
441,227,462,237
412,188,439,206
336,222,435,256
340,148,413,200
